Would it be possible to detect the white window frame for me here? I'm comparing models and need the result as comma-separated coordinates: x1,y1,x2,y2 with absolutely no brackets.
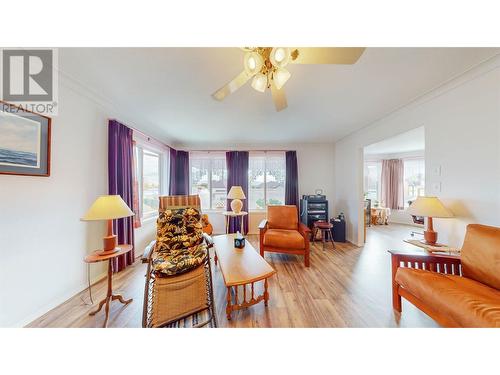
189,151,227,211
403,156,425,208
248,151,286,211
135,144,163,221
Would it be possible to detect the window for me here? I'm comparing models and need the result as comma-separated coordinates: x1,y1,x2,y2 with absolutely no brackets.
189,152,227,210
364,160,382,203
134,144,164,219
404,158,425,207
248,152,286,210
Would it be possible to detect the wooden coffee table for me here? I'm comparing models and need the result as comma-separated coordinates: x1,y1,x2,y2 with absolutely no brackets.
213,234,276,320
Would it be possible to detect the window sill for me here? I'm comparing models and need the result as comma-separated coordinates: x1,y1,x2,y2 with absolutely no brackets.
141,215,158,224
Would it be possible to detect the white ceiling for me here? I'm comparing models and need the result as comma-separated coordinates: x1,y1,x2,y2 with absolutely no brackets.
364,126,425,156
59,47,500,146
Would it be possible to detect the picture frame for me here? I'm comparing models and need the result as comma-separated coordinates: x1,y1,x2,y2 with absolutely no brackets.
0,100,51,177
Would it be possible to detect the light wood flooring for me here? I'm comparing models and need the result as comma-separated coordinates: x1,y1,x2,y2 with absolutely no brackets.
28,224,438,328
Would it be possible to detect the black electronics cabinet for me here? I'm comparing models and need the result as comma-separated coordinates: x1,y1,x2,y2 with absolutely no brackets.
300,195,328,228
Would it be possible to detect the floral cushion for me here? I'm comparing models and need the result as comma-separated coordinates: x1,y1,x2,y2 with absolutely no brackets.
152,207,207,276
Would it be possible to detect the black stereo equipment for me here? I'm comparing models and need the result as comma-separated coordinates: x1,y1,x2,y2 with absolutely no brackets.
300,195,328,228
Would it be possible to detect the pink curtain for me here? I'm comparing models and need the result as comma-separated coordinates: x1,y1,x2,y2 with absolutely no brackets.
381,159,404,210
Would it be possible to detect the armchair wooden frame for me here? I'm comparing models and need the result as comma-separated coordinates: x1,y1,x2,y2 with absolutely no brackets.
259,219,312,267
389,250,462,327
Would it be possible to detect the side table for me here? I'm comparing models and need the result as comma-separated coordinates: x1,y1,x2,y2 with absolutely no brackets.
84,244,133,327
221,211,248,235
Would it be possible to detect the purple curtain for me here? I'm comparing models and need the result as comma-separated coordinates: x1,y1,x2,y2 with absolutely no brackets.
285,151,299,207
226,151,249,234
381,159,404,210
108,120,135,272
169,149,189,195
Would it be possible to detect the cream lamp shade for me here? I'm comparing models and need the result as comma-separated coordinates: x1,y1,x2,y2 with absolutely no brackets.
227,186,246,200
81,195,134,221
228,186,246,214
406,196,453,218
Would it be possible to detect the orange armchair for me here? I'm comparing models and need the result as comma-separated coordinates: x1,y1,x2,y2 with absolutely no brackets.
390,224,500,327
259,205,311,267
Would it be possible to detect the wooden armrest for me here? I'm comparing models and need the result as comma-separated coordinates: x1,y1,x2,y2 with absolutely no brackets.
203,232,214,248
258,219,268,230
141,240,156,263
298,222,311,235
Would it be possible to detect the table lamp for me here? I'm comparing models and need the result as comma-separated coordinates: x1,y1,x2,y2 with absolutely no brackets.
81,195,135,255
227,186,246,214
406,196,453,245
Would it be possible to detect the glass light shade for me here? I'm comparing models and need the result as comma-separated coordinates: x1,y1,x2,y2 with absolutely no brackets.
270,47,290,68
227,186,246,200
251,73,268,92
406,196,453,218
81,195,134,221
273,68,291,90
244,52,264,75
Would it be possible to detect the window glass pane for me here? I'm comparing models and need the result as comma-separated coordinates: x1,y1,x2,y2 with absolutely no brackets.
211,155,227,210
265,154,286,206
364,161,381,203
142,150,160,216
190,156,210,210
404,158,425,207
249,155,266,210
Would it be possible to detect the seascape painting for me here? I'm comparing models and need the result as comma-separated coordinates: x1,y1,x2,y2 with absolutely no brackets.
0,111,41,168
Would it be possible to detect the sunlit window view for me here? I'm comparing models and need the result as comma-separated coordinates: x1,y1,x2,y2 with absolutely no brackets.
134,145,162,219
248,152,286,210
142,150,160,216
189,152,227,210
364,161,382,203
404,158,425,207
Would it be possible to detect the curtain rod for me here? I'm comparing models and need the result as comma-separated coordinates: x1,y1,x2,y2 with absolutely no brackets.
110,118,173,149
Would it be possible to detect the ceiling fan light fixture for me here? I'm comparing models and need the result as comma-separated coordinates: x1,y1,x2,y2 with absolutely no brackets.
270,47,290,68
244,52,264,75
273,68,291,90
251,73,268,93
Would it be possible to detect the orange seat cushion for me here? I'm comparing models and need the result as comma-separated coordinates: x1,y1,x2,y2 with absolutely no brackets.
396,268,500,327
263,229,305,249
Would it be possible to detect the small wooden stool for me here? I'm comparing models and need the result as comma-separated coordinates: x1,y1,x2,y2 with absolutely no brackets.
312,221,335,251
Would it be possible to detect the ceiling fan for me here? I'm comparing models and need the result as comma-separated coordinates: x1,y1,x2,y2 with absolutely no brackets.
212,47,365,112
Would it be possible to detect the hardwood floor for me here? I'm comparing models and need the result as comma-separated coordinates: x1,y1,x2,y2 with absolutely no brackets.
27,224,438,328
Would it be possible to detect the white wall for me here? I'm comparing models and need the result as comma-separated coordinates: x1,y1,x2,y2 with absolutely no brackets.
180,143,336,234
334,56,500,246
0,78,157,327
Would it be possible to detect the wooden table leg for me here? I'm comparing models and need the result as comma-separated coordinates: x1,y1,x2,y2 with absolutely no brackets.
322,230,326,251
264,278,269,307
226,286,232,320
89,259,132,328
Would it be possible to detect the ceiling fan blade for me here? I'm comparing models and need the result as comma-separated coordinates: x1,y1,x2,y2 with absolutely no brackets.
290,47,365,64
212,71,251,101
271,80,287,112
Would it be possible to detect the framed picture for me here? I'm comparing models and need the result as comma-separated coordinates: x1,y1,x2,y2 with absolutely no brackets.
0,100,51,176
